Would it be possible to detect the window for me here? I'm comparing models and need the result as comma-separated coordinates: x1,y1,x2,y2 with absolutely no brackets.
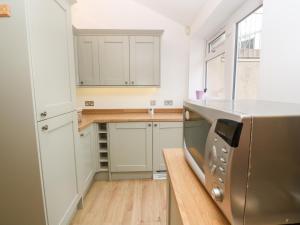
205,32,226,99
234,6,263,100
208,33,226,54
206,54,226,99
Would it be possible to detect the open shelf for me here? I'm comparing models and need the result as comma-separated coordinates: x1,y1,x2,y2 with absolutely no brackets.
97,123,110,173
98,123,107,132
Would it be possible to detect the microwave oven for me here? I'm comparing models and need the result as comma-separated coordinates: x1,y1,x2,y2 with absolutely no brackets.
183,100,300,225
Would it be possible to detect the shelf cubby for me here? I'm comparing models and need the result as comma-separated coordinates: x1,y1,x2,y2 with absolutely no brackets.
97,123,110,174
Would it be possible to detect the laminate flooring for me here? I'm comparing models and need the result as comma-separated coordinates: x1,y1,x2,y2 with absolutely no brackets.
71,180,167,225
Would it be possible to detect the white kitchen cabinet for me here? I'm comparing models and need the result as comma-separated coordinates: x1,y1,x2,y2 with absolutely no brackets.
99,36,130,85
38,112,79,225
77,125,95,196
1,0,79,225
77,36,99,85
109,122,153,172
153,122,183,172
30,0,76,121
74,29,163,86
130,36,160,86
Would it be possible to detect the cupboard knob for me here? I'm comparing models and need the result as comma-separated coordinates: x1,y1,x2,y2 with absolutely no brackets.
131,81,134,85
40,111,47,117
125,81,128,85
80,81,84,85
148,124,152,127
154,124,158,127
42,125,48,131
80,133,84,137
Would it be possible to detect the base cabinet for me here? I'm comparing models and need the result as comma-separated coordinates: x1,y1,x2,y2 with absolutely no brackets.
77,125,95,196
38,112,79,225
109,122,153,172
153,122,183,172
109,122,183,175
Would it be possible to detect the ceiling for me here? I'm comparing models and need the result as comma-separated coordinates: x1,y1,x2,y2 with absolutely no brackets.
132,0,207,26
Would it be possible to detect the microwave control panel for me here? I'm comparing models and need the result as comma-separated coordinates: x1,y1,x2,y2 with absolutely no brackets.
208,135,231,182
206,118,243,202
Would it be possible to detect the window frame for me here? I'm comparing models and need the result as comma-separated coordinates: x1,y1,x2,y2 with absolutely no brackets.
232,5,263,100
204,30,226,94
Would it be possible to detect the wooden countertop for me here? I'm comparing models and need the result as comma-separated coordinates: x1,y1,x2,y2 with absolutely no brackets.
78,112,183,131
163,148,230,225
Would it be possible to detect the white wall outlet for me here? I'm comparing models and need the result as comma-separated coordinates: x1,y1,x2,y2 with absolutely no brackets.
164,100,174,106
150,100,156,106
85,101,94,106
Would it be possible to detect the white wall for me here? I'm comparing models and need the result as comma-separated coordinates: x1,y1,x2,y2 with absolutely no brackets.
259,0,300,103
72,0,190,109
188,38,206,99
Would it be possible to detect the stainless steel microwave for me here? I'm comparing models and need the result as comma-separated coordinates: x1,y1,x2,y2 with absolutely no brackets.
183,100,300,225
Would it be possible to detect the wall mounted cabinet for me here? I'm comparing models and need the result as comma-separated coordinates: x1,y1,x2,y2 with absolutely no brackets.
77,36,99,85
74,29,163,87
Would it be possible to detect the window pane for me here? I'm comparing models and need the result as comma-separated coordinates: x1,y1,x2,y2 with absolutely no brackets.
206,53,225,99
209,33,226,53
234,6,263,100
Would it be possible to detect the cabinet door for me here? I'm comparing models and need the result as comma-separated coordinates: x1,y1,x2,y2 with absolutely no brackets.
130,36,160,86
77,36,99,86
38,112,78,225
29,0,76,121
153,122,183,172
109,122,152,172
99,36,130,85
77,126,95,195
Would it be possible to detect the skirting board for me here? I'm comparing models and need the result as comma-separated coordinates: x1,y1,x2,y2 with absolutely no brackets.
111,172,153,180
153,172,167,180
94,172,110,181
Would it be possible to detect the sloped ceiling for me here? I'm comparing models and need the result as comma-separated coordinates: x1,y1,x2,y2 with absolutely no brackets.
132,0,207,26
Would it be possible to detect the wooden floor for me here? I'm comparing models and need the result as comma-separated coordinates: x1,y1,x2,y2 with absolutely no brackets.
71,180,167,225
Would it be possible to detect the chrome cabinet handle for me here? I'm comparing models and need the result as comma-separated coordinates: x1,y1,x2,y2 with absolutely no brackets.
42,125,48,131
40,111,47,117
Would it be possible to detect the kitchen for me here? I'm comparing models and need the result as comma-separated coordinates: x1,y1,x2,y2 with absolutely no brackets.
1,0,300,225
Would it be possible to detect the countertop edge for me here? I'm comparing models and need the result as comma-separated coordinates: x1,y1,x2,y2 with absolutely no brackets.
163,148,230,225
78,113,183,132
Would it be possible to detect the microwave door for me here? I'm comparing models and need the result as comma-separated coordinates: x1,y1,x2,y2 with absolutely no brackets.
184,109,212,182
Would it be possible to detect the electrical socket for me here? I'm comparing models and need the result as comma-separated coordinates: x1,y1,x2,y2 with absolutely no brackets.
85,101,94,107
150,100,156,106
164,100,174,106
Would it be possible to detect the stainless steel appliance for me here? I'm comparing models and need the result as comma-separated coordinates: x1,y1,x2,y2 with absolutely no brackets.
184,100,300,225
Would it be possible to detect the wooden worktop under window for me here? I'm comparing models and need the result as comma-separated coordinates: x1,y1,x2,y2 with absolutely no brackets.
163,148,230,225
78,109,183,131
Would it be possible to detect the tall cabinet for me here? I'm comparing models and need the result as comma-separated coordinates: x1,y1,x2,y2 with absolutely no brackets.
0,1,78,225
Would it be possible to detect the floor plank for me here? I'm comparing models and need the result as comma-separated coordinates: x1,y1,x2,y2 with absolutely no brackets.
71,180,167,225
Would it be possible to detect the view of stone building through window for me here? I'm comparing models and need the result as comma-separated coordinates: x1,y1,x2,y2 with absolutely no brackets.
234,6,263,100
